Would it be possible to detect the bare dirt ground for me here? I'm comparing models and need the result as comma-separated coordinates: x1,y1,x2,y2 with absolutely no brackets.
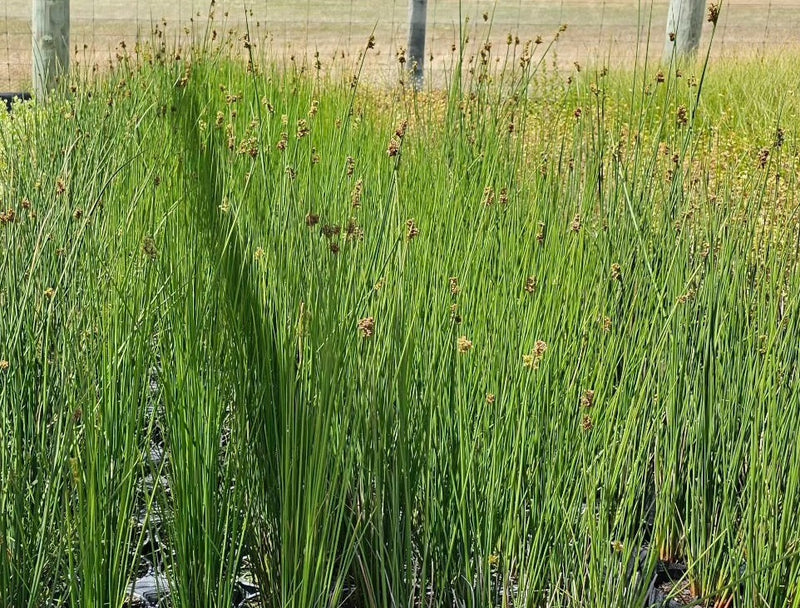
3,0,800,90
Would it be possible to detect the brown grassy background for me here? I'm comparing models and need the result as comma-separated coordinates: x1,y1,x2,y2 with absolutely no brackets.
3,0,800,90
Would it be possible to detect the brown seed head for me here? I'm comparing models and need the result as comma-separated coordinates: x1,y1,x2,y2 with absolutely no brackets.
358,316,375,338
758,148,770,169
499,188,509,206
296,119,310,138
449,277,461,295
536,222,546,244
581,389,595,409
581,415,593,432
457,335,473,354
0,360,9,371
486,393,496,405
707,2,720,25
345,217,364,242
611,263,622,281
676,105,688,126
395,120,408,140
524,276,538,294
305,213,320,228
321,224,340,238
406,218,420,241
351,178,363,208
570,214,582,233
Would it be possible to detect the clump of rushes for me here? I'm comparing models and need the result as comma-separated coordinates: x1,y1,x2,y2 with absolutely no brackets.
5,19,800,608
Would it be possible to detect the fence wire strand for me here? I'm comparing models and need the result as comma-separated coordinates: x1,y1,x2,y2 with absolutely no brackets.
4,0,800,90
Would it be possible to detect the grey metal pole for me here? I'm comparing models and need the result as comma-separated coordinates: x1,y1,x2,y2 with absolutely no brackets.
663,0,705,62
407,0,427,90
33,0,70,101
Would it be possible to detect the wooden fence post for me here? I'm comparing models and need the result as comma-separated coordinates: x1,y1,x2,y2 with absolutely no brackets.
663,0,705,62
408,0,427,90
33,0,70,101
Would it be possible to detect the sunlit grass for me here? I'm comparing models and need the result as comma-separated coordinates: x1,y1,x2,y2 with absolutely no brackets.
3,15,800,608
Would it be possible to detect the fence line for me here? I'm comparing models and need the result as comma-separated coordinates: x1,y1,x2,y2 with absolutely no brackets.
3,1,800,90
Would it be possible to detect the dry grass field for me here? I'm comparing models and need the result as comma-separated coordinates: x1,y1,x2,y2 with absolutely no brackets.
2,1,800,89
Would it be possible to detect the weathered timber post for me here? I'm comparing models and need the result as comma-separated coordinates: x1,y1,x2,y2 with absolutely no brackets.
33,0,70,101
408,0,428,90
663,0,705,62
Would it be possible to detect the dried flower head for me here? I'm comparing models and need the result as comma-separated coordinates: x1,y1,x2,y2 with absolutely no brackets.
482,186,495,206
44,287,55,299
486,393,496,405
276,131,288,152
758,148,770,169
499,188,509,206
570,214,582,233
457,335,473,354
0,209,16,225
296,119,310,138
345,217,364,242
321,224,340,239
305,213,320,228
656,70,665,83
367,34,376,50
395,119,408,140
346,156,355,177
580,390,595,409
581,415,593,432
536,222,546,244
676,105,688,126
602,316,612,332
329,242,340,255
387,137,401,157
450,304,462,324
373,277,385,291
56,178,66,196
0,360,9,371
406,218,420,241
449,277,461,295
611,263,622,281
523,340,548,370
351,178,363,208
775,127,785,149
358,316,375,338
524,276,538,294
611,540,624,553
707,2,720,25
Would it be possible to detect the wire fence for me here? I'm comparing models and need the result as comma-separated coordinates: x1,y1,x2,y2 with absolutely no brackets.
3,0,800,90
